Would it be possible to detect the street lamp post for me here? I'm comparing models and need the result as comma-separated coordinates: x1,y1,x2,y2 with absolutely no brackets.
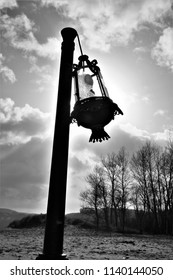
37,27,77,260
37,26,123,260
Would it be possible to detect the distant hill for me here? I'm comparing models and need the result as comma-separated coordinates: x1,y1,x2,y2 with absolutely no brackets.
4,209,137,230
8,213,46,228
7,212,96,229
0,208,35,230
65,212,95,229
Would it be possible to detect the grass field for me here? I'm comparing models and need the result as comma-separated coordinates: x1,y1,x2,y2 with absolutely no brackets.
0,224,173,260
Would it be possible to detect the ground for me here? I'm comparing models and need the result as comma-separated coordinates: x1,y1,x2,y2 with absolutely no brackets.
0,225,173,260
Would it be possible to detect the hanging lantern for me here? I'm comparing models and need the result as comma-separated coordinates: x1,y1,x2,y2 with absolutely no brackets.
70,43,123,143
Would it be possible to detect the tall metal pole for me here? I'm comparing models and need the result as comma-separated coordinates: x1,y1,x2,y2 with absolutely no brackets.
37,27,77,260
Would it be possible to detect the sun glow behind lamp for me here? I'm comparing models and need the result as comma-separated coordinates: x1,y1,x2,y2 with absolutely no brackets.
71,52,123,143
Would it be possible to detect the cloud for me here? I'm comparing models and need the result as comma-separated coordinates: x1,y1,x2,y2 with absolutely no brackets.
27,55,58,92
0,137,52,213
142,96,150,103
70,122,151,161
40,0,172,51
0,13,60,60
1,0,171,57
154,109,166,116
133,46,148,53
40,0,68,9
120,123,150,140
68,155,90,173
0,0,18,10
0,98,52,145
153,128,173,142
70,120,170,161
0,98,53,212
0,53,16,83
1,102,171,213
139,0,172,24
152,27,173,72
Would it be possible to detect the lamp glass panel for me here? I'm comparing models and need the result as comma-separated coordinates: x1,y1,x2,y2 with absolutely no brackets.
78,73,95,100
99,71,109,98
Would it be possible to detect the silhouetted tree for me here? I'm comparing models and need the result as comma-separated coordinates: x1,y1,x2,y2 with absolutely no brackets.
101,152,119,226
80,165,105,229
80,139,173,234
160,140,173,234
116,147,130,232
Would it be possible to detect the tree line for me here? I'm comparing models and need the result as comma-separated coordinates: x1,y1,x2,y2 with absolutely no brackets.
80,140,173,235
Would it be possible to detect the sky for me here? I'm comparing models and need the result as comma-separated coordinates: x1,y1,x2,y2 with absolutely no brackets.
0,0,173,214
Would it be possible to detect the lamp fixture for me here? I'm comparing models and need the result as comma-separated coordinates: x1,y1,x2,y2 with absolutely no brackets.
70,34,123,143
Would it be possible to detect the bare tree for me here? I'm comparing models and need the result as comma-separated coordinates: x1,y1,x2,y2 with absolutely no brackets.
130,142,155,232
131,141,169,233
80,140,173,234
130,184,145,233
101,153,119,226
101,148,130,231
145,142,160,232
116,147,130,232
160,140,173,234
96,166,110,229
80,165,107,229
